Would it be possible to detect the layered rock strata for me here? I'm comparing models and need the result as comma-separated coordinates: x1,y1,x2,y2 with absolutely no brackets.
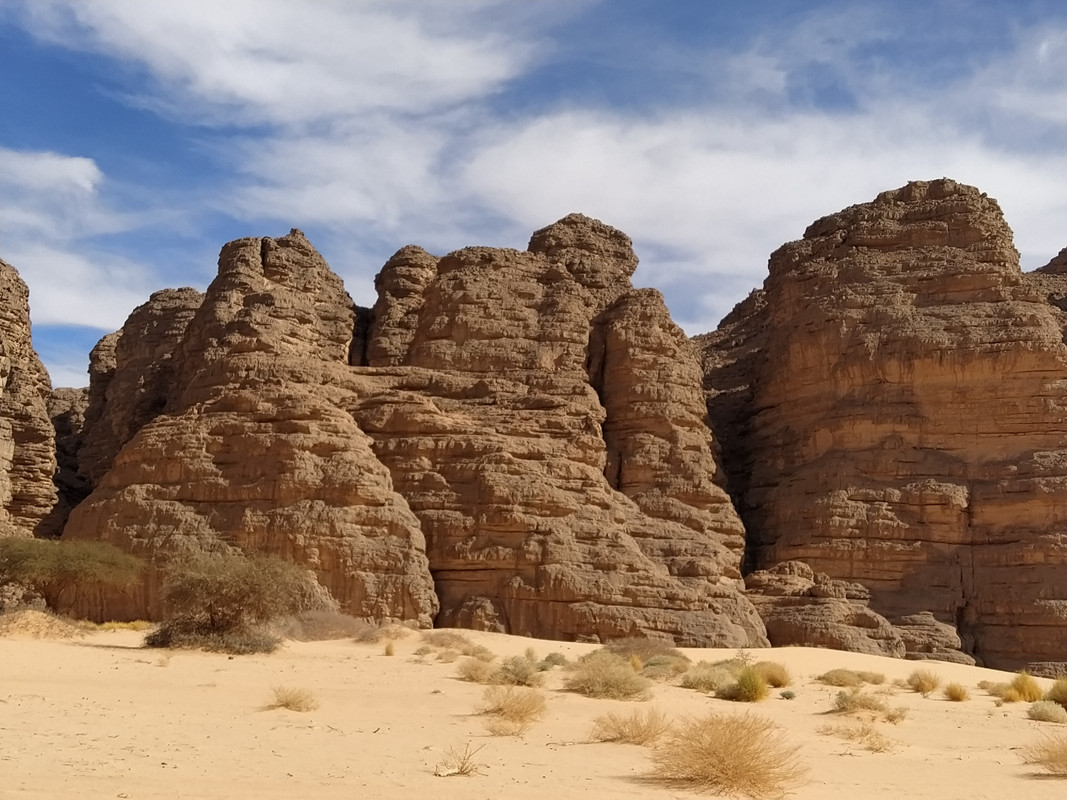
702,179,1067,669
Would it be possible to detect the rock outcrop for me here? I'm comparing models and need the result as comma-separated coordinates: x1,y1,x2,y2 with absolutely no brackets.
0,259,58,538
702,179,1067,670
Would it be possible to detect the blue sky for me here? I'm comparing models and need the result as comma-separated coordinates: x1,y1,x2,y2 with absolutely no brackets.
1,0,1064,387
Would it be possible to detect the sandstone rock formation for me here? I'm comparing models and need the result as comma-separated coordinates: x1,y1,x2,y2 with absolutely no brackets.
0,259,58,538
60,220,766,646
702,179,1067,670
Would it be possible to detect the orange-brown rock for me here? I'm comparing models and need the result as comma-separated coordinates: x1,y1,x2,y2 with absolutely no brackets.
0,259,58,538
702,179,1067,670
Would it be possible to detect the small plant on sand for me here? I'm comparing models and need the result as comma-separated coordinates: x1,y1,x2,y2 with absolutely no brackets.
943,683,970,702
263,686,319,712
477,685,546,736
495,654,545,687
434,742,485,777
1046,677,1067,708
649,713,807,798
680,662,735,693
817,721,894,753
906,669,941,697
145,551,325,654
590,708,673,746
383,641,395,656
420,631,495,661
540,652,568,668
564,650,651,700
830,688,889,715
604,637,690,679
1022,732,1067,777
752,661,791,688
780,690,796,700
1029,701,1067,724
715,666,770,702
816,668,885,687
456,657,499,684
1011,672,1045,703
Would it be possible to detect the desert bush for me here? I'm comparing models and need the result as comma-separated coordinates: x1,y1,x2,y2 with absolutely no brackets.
752,661,791,688
420,630,494,661
0,538,144,614
590,707,673,746
1012,671,1045,703
943,683,970,702
1029,701,1067,724
906,669,941,697
1046,677,1067,708
1022,732,1067,776
681,662,737,693
263,685,319,712
540,652,567,668
495,654,545,687
456,657,499,684
884,706,908,724
780,690,796,700
564,650,651,700
604,637,688,664
383,641,396,656
144,551,322,654
715,666,770,703
434,742,485,777
830,688,889,715
817,721,893,753
477,685,545,736
649,713,806,797
271,610,371,641
816,668,885,687
641,654,692,681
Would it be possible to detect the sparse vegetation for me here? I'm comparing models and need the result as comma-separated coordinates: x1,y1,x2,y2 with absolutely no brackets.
420,630,494,661
0,538,144,615
262,685,319,712
943,682,970,702
752,661,791,688
906,669,941,697
1011,671,1045,703
831,688,889,715
780,690,796,700
477,685,545,736
495,653,545,687
1022,732,1067,777
383,640,395,656
649,713,807,798
815,668,885,687
434,742,485,777
1046,677,1067,708
456,657,499,684
563,650,651,700
144,551,323,654
590,708,673,746
1028,701,1067,724
715,666,770,703
273,610,380,641
817,721,894,753
680,662,735,693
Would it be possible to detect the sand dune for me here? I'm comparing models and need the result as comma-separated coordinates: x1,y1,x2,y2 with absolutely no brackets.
2,620,1063,799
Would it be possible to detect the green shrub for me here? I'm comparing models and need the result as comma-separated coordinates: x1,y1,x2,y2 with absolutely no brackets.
716,666,770,703
0,538,143,614
145,551,323,654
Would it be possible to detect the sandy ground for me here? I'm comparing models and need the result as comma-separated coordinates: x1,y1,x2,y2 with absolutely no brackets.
1,616,1064,800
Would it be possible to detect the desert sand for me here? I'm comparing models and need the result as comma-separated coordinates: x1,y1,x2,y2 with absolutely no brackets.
1,617,1062,800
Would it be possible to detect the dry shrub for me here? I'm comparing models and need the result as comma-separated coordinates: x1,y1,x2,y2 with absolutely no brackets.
817,721,893,753
540,652,568,668
752,661,791,688
263,685,319,712
681,662,735,693
456,657,498,684
906,669,941,697
605,637,688,664
815,668,885,687
716,666,770,703
884,706,908,724
435,649,458,663
420,630,494,661
383,641,395,657
1046,677,1067,708
1022,732,1067,776
649,713,806,798
831,688,889,715
478,685,545,736
495,654,545,687
1029,701,1067,724
590,707,673,746
1012,672,1045,703
564,650,651,700
272,610,375,642
641,654,691,681
943,682,970,702
96,620,153,631
434,742,485,777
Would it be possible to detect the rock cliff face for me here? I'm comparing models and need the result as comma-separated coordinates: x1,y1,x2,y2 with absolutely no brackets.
0,259,58,538
61,221,762,645
702,179,1067,670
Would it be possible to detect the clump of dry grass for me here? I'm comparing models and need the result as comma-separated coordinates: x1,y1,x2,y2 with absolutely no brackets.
815,668,885,687
383,640,395,656
604,637,687,663
752,661,791,688
906,669,941,697
477,685,546,736
680,662,735,693
641,654,692,681
649,713,807,798
456,657,499,684
1022,732,1067,776
590,707,673,746
943,682,970,702
885,706,908,724
1011,672,1045,703
1029,701,1067,724
262,686,319,712
830,688,889,715
96,620,153,631
434,742,485,777
715,667,770,703
817,721,894,753
495,654,545,687
420,630,494,661
1046,677,1067,708
564,650,652,700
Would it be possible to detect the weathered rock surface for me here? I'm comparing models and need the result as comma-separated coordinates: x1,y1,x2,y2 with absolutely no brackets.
47,387,89,529
702,179,1067,669
0,259,58,538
